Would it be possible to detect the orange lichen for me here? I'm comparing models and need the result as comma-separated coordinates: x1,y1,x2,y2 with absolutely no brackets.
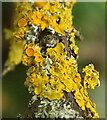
22,43,46,67
28,43,35,48
26,48,34,56
74,78,81,83
35,2,47,8
35,55,43,62
18,18,27,27
40,59,45,66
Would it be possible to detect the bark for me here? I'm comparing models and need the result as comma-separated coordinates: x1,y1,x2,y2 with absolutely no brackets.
17,30,87,120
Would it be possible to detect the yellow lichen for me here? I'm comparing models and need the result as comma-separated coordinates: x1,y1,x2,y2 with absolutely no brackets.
74,87,99,118
24,43,79,99
23,42,99,118
13,2,75,38
83,64,100,89
4,1,100,119
35,55,43,62
22,43,44,66
5,40,26,71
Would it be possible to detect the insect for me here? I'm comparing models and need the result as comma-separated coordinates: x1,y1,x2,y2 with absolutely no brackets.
39,29,60,50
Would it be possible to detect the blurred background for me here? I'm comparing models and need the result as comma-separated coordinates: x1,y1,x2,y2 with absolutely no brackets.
2,2,105,118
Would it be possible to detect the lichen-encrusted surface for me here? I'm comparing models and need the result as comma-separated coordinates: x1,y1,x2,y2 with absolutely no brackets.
4,1,100,119
34,97,83,118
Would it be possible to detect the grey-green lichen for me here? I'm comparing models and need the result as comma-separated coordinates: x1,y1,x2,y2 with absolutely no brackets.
30,95,83,119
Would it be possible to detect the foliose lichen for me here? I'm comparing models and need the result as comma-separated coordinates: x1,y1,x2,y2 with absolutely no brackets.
4,1,100,119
